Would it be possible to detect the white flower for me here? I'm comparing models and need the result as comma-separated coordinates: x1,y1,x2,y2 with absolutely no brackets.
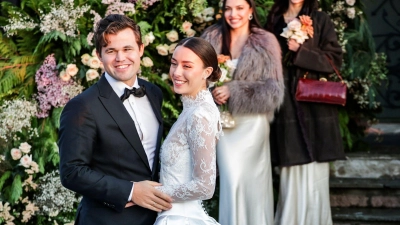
20,154,32,168
141,57,154,67
203,7,215,17
59,70,71,82
347,7,356,19
287,18,302,31
169,43,178,54
182,21,192,32
81,53,91,65
88,57,101,69
91,48,97,56
19,142,32,153
204,16,214,22
66,64,79,77
143,32,155,47
346,0,356,6
185,28,196,37
166,30,179,42
156,44,169,56
161,73,169,81
11,148,22,160
86,69,100,81
280,27,294,39
224,59,237,70
219,68,228,82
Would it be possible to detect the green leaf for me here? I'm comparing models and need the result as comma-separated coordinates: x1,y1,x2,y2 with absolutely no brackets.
52,107,64,129
10,174,22,203
0,171,11,190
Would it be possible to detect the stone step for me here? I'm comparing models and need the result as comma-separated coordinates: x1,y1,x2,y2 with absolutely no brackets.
332,208,400,224
330,178,400,189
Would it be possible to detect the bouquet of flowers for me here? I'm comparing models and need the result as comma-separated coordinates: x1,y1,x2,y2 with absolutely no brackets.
280,15,314,65
216,54,235,129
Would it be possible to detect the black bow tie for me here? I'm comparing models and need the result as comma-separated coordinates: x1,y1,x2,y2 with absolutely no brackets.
120,86,146,102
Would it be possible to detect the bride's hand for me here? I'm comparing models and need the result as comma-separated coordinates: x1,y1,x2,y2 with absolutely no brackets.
212,86,230,105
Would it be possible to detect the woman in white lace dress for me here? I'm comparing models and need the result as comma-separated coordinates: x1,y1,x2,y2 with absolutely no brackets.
154,37,223,225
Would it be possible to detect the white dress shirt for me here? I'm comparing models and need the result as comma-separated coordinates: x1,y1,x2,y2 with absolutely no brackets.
104,73,159,201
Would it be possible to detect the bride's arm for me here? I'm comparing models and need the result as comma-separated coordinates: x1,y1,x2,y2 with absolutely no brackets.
156,105,219,202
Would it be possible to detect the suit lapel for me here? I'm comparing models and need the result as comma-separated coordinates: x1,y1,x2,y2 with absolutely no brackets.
139,79,163,180
97,75,151,172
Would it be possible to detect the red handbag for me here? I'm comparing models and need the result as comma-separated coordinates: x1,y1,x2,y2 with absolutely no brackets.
295,55,347,106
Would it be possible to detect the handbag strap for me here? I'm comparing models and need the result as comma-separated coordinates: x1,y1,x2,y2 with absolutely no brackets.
325,55,344,81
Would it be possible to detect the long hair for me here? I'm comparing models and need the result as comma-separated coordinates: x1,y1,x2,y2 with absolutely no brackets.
220,0,262,57
265,0,318,32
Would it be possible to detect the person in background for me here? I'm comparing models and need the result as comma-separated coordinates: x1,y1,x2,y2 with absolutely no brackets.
153,37,222,225
59,14,172,225
265,0,345,224
201,0,284,224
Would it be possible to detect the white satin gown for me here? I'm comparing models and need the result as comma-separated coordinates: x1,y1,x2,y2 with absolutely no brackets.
154,90,222,225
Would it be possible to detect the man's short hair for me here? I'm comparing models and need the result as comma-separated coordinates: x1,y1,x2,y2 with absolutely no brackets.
94,14,143,56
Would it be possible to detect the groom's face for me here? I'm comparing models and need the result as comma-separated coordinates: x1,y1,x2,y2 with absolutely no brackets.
97,28,144,87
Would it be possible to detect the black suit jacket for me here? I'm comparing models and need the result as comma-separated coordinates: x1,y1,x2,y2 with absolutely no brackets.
59,75,163,225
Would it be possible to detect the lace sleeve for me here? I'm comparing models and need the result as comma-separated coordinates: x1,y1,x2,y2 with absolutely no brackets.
157,105,219,201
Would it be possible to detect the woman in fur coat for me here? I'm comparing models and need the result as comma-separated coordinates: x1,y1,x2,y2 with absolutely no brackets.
201,0,284,224
265,0,346,224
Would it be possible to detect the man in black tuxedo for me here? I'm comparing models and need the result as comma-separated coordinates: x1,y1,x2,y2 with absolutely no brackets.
59,14,172,225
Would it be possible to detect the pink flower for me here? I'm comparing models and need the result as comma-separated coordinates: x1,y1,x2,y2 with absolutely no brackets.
20,154,32,168
59,70,71,82
86,69,100,81
66,64,79,77
182,21,192,32
11,148,22,160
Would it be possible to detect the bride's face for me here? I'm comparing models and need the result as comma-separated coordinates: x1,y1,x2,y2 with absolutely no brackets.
169,46,211,97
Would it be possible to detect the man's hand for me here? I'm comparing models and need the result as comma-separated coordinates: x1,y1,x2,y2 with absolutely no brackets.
131,181,173,212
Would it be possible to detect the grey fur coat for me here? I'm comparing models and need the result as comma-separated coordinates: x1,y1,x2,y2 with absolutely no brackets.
201,25,284,121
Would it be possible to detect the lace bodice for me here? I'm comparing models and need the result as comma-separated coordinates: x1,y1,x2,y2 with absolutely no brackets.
157,90,222,201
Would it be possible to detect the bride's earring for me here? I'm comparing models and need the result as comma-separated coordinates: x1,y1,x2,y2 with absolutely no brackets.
248,14,253,20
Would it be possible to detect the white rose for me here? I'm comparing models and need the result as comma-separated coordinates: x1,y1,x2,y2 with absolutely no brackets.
20,154,32,168
59,70,71,82
11,148,22,160
204,16,214,22
280,27,294,39
182,21,192,32
161,73,169,81
345,0,356,6
66,64,79,77
224,60,237,70
166,30,179,42
169,43,178,54
88,57,101,69
81,53,91,65
156,44,169,56
19,142,32,154
203,7,215,17
219,68,228,82
185,28,196,37
347,7,356,19
143,32,155,47
86,69,100,81
287,18,302,31
92,48,97,57
141,57,154,67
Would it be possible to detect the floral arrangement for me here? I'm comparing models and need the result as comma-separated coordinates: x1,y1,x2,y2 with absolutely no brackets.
280,15,314,44
214,54,235,128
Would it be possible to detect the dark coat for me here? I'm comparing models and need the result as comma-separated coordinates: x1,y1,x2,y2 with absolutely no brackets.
58,75,163,225
267,11,346,167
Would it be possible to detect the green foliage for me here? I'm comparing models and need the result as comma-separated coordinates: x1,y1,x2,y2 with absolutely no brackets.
10,174,23,203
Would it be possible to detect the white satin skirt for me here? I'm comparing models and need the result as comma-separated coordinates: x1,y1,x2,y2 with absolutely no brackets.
154,200,220,225
217,115,274,225
274,162,332,225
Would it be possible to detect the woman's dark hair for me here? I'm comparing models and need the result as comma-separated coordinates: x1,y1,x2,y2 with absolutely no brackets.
94,14,142,56
220,0,262,57
265,0,318,32
176,37,222,82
